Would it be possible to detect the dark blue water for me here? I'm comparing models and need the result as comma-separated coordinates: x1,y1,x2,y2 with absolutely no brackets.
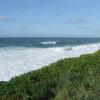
0,38,100,48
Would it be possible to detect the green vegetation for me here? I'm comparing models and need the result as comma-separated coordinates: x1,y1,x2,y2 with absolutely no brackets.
0,51,100,100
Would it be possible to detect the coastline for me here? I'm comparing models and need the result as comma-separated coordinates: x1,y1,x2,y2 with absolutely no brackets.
0,50,100,99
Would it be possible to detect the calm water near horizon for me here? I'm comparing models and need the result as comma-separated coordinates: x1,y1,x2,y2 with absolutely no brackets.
0,37,100,48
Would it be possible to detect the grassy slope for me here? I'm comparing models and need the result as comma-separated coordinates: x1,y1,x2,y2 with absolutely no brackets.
0,51,100,100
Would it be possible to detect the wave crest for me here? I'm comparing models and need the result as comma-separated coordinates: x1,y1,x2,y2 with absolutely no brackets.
41,41,57,45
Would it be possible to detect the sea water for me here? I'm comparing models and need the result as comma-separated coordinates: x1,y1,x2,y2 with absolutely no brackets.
0,38,100,81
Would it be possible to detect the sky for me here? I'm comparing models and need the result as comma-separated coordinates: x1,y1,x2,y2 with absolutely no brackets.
0,0,100,37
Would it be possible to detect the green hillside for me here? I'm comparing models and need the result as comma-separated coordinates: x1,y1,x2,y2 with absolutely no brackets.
0,51,100,100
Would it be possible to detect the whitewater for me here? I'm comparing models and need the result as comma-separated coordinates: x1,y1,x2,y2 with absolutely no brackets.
0,43,100,81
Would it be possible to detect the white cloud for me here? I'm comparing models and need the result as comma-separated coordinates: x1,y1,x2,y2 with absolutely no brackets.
64,18,88,24
0,16,8,20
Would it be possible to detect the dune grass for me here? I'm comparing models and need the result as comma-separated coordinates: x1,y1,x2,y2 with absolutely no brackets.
0,51,100,100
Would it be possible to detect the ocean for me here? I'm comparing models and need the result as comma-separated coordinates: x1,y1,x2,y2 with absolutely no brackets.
0,37,100,81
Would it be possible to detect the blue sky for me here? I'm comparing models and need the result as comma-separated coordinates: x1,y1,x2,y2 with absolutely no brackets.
0,0,100,37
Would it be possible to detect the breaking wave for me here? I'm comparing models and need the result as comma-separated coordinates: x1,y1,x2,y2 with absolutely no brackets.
40,41,57,45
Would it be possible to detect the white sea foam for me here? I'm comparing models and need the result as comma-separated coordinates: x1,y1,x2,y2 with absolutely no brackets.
0,43,100,81
41,41,57,45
